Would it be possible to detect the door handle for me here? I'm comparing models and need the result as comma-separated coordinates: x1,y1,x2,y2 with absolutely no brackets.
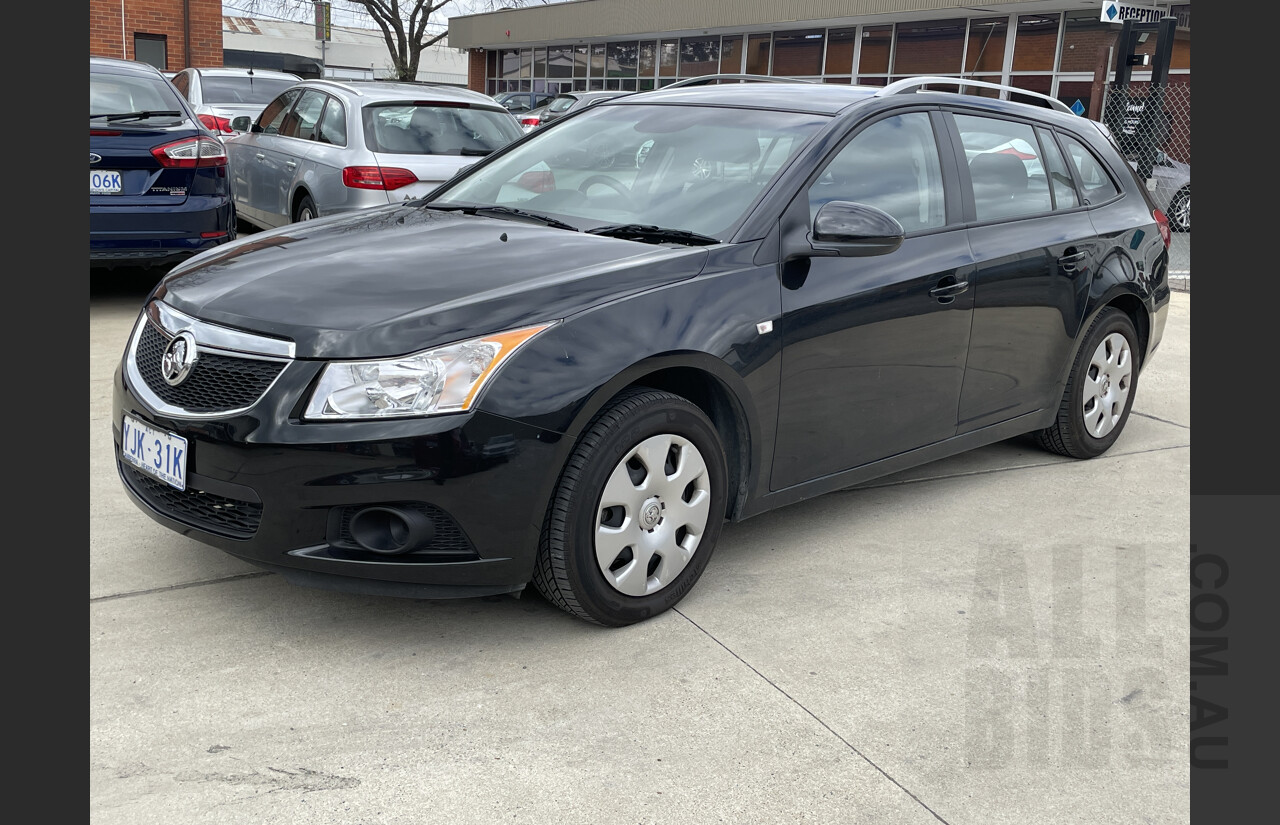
1058,248,1087,273
929,278,970,303
255,153,265,161
285,161,297,169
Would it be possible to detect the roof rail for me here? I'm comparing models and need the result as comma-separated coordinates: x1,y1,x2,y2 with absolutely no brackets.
663,73,818,89
307,78,365,96
875,76,1074,115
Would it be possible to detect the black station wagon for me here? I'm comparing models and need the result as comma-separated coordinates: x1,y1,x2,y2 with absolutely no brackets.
114,77,1173,626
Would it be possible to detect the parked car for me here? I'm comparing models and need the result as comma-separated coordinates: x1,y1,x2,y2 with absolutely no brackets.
90,56,235,269
223,79,523,230
1146,150,1190,231
493,90,555,114
113,78,1172,626
169,67,301,137
520,90,629,132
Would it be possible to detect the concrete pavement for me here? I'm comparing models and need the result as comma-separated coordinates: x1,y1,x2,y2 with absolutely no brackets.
91,281,1190,825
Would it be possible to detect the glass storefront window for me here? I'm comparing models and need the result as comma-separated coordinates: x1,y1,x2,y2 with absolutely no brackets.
608,42,638,77
893,18,966,75
533,48,547,77
1012,14,1060,71
501,49,521,79
825,28,856,75
590,44,606,78
720,35,743,73
680,37,719,77
772,29,824,77
547,46,573,79
639,41,657,77
1058,10,1117,73
519,49,532,78
573,45,588,78
966,18,1007,74
659,40,678,77
746,33,771,75
858,26,891,75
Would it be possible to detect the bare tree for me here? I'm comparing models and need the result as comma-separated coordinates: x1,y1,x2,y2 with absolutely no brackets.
231,1,454,81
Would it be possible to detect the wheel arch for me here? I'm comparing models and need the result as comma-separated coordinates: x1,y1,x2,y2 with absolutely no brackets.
291,186,315,220
567,353,758,522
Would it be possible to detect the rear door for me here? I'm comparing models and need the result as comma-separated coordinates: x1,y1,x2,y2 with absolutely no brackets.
946,111,1099,433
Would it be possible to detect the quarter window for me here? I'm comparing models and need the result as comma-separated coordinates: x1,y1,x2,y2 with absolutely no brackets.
1059,134,1120,204
808,112,946,233
316,97,346,146
954,114,1054,221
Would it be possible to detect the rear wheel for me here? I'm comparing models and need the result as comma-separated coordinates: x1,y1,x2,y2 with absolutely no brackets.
1035,308,1138,459
293,194,317,223
533,388,728,626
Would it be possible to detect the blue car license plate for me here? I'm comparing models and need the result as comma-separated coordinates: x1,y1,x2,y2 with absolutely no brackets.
91,170,122,194
121,414,187,490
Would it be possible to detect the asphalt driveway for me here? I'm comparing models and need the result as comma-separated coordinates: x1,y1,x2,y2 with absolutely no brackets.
91,274,1190,825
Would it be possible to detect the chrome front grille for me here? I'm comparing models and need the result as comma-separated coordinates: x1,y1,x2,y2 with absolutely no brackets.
126,301,294,418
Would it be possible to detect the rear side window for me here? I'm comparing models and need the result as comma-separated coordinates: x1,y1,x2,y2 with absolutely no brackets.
201,75,298,105
362,104,523,156
1059,134,1121,205
90,70,183,115
258,89,301,134
316,96,346,146
809,112,946,233
955,114,1053,221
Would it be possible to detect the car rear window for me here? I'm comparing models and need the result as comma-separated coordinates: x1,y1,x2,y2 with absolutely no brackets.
362,104,523,156
90,71,183,115
201,76,298,105
547,96,578,113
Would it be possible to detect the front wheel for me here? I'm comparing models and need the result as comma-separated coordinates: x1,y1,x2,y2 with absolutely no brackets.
1035,308,1139,459
533,388,728,626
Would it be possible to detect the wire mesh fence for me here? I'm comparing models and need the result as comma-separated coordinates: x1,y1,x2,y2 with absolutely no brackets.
1100,81,1191,173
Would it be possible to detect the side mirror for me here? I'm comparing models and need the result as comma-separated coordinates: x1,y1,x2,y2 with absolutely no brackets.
230,116,252,133
810,201,905,257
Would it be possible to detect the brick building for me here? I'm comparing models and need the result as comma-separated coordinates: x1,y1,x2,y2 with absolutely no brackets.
90,0,224,72
448,0,1191,119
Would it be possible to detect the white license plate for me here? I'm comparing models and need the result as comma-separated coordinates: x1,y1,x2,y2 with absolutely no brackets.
121,414,188,491
91,170,122,194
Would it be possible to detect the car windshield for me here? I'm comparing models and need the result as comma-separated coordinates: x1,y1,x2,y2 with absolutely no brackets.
90,71,184,116
201,75,298,105
362,103,524,155
428,103,828,239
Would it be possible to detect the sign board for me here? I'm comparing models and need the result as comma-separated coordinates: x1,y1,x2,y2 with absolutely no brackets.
314,1,331,42
1100,2,1166,25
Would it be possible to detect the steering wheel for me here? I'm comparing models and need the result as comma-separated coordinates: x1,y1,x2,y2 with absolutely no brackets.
577,174,636,208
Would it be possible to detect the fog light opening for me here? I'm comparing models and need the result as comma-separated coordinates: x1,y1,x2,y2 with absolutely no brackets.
348,506,435,555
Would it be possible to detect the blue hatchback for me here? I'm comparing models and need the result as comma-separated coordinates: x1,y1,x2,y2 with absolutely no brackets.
90,57,235,270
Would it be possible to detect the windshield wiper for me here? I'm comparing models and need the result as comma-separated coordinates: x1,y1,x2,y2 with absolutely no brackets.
426,204,579,232
90,110,183,122
586,224,720,246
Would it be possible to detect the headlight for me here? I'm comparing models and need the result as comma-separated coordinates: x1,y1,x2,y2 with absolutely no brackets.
303,323,555,420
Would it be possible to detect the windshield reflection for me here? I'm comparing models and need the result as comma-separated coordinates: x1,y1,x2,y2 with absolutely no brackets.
428,104,828,239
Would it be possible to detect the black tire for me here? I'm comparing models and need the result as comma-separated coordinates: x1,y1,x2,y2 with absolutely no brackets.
533,387,728,626
1035,308,1139,459
293,193,317,223
1168,186,1190,232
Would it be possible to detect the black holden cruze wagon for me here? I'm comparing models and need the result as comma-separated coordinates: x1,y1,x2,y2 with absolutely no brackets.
113,77,1172,626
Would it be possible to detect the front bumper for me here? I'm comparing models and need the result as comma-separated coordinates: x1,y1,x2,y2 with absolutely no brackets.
112,354,572,599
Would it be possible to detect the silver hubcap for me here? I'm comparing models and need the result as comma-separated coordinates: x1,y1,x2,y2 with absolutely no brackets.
1174,194,1190,228
595,434,712,597
1082,331,1133,438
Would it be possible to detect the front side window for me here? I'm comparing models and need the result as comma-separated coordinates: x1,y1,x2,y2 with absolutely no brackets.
808,112,946,233
955,113,1054,221
432,104,828,240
